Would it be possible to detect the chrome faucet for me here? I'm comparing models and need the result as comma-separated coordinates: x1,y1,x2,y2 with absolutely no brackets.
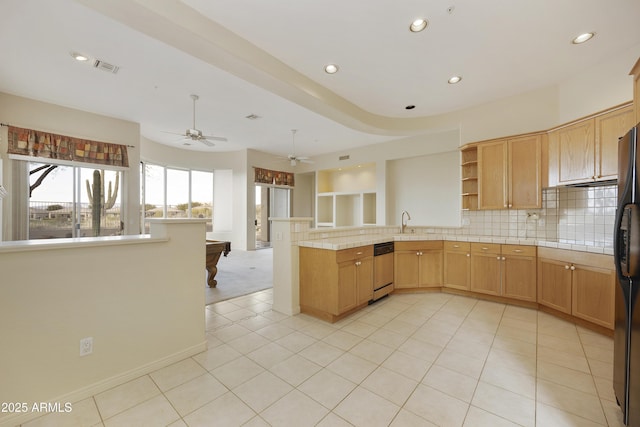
401,210,411,234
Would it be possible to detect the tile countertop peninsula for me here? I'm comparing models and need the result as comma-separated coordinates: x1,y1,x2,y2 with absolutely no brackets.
297,231,613,256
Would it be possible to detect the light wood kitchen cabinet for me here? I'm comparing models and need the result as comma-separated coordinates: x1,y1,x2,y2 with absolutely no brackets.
631,57,640,124
537,247,615,329
443,241,470,290
595,105,635,180
394,241,443,289
299,245,373,322
461,146,478,211
477,135,541,210
548,104,632,186
470,243,502,295
470,243,537,301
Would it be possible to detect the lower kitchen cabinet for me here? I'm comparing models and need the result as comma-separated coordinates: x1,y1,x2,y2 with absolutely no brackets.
299,245,373,322
394,241,443,289
443,241,470,290
537,247,615,329
470,243,537,301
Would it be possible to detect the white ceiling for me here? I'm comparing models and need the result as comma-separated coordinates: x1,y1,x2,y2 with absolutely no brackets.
1,0,639,159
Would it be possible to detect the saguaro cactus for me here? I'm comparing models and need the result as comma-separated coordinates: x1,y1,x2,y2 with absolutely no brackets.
86,170,119,236
90,170,102,236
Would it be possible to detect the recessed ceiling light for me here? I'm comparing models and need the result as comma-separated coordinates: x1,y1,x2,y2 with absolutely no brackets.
571,32,595,44
324,64,339,74
405,105,416,110
70,51,89,61
409,18,428,32
448,76,462,84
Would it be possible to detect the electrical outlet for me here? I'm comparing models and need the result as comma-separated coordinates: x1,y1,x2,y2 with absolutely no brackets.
80,337,93,356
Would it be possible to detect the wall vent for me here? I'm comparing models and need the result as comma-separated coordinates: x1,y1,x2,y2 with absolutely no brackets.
93,60,119,74
339,155,350,161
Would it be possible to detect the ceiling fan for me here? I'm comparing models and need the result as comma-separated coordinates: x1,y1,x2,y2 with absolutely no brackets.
286,129,313,166
164,94,227,147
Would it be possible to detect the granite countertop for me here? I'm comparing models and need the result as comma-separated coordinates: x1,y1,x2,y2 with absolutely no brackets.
297,234,613,255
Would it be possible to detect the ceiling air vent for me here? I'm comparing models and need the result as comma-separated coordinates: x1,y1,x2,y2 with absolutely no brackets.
93,59,119,74
339,155,350,161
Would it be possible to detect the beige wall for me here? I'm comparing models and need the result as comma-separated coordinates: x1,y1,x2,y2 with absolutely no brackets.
0,220,206,427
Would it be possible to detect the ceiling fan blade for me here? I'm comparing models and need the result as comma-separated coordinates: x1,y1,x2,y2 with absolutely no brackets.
161,130,186,136
300,158,314,164
199,139,215,147
201,135,228,142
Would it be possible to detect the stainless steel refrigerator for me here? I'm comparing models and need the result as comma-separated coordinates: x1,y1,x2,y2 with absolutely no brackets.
615,123,640,426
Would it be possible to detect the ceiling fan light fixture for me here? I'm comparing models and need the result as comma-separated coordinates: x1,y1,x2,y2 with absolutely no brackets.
70,51,89,61
324,64,339,74
409,18,428,32
571,32,595,44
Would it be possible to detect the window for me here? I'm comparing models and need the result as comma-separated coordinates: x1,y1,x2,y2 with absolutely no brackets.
140,162,214,232
28,162,123,239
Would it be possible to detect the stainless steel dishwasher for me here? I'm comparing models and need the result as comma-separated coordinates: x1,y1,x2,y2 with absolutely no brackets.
372,242,394,302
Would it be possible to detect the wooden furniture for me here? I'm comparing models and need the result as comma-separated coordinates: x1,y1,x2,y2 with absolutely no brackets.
477,135,542,209
443,241,470,290
631,57,640,124
205,240,231,287
461,147,478,211
299,245,373,322
394,241,443,290
548,104,633,186
537,247,615,329
470,243,537,302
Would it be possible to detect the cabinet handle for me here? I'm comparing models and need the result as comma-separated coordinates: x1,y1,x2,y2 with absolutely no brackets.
453,244,460,248
481,247,489,251
356,251,363,255
564,265,570,270
570,265,576,271
466,253,470,257
496,256,501,260
508,204,512,208
502,257,506,261
513,249,523,253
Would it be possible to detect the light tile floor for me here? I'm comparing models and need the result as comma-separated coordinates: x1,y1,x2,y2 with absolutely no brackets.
22,291,625,426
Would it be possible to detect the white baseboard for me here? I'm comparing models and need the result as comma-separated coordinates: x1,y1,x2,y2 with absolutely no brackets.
0,341,207,427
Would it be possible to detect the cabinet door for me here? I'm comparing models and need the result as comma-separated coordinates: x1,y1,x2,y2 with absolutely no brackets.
595,105,634,180
572,265,615,329
537,258,572,314
394,251,420,288
337,261,358,314
478,140,508,209
356,256,374,305
508,135,541,208
470,252,501,296
503,255,537,302
444,251,470,290
419,249,443,287
553,119,596,185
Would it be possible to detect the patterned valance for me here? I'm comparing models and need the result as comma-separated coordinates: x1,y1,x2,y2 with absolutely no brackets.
6,126,129,168
254,167,294,186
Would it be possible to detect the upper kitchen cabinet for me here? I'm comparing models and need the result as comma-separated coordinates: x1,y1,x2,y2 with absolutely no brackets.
316,163,377,227
477,134,541,210
461,146,478,211
631,57,640,124
548,104,633,186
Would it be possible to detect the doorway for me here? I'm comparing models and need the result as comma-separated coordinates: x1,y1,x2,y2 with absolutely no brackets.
255,185,290,249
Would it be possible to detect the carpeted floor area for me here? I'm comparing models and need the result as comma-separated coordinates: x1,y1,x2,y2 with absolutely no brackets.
205,248,273,305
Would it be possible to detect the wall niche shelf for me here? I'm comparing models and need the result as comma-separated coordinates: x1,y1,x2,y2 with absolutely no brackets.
316,163,377,227
461,146,478,211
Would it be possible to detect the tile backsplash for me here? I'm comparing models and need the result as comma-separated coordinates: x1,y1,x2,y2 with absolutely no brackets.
448,185,617,247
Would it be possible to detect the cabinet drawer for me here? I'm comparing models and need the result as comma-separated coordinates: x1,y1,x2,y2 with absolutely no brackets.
336,246,373,263
395,241,443,252
444,241,470,252
470,242,501,254
502,244,536,257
